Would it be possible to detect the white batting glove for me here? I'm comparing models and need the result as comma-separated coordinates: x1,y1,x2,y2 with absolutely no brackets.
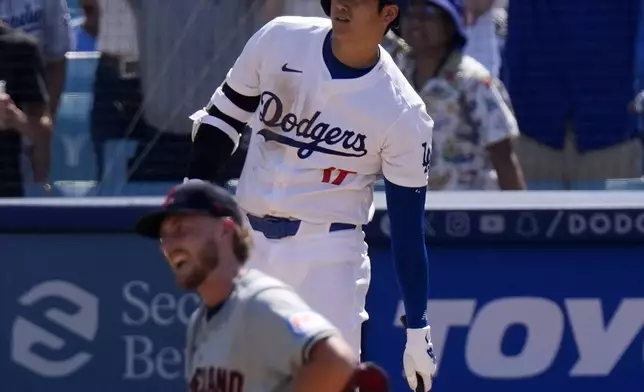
403,327,437,391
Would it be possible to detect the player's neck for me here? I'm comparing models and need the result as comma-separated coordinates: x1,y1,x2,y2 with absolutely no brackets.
198,279,232,307
331,36,380,69
197,265,239,307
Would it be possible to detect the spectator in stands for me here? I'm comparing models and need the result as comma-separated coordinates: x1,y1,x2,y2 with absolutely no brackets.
506,0,643,189
0,0,72,118
462,0,506,78
72,0,97,52
393,0,525,190
123,0,272,185
80,0,143,179
0,21,52,197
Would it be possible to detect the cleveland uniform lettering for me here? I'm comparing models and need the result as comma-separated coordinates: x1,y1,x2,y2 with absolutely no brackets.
190,367,244,392
187,1,438,390
185,269,336,392
135,180,391,392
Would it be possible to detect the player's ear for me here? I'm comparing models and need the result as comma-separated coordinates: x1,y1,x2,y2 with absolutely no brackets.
382,5,399,25
219,217,238,238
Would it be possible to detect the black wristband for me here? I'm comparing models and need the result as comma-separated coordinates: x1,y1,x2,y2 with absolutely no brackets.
186,126,236,182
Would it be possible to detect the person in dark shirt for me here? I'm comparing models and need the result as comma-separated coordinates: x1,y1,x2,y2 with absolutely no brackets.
505,0,643,189
0,21,52,197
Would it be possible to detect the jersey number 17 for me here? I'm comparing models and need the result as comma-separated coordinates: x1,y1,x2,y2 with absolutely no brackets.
321,167,356,185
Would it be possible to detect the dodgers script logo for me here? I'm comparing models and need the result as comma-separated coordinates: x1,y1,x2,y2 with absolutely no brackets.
11,280,99,377
257,91,368,159
1,3,43,33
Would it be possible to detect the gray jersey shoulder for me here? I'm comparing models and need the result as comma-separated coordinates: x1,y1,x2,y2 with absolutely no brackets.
185,270,338,392
184,270,287,367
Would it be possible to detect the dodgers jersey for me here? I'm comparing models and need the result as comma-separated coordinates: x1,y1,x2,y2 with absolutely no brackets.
0,0,72,60
185,269,338,392
201,16,433,225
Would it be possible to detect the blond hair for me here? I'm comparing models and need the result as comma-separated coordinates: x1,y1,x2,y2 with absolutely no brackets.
233,226,253,264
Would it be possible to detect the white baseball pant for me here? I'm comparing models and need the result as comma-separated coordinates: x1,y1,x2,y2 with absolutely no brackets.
244,216,371,355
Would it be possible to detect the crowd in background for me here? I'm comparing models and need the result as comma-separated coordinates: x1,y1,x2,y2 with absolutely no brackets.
1,0,644,197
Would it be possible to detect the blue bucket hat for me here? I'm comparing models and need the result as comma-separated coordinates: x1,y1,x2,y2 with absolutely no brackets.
423,0,468,47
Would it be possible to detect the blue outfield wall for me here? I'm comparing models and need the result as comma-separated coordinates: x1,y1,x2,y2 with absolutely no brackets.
1,192,644,392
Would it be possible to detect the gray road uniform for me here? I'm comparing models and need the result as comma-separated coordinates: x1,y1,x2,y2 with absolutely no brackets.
185,269,339,392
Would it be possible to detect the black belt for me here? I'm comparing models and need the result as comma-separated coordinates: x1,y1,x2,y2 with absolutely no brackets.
100,54,139,79
246,214,357,240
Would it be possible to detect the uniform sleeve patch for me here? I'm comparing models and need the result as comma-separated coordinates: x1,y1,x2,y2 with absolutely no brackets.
287,311,329,336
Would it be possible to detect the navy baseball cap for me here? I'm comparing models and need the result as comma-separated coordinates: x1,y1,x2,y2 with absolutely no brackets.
135,180,244,238
405,0,467,47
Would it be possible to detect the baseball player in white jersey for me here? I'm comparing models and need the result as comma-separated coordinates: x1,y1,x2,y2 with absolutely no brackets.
187,1,437,390
135,180,392,392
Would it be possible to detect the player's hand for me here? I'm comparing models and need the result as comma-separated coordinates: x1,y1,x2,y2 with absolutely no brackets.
0,92,22,130
403,327,437,391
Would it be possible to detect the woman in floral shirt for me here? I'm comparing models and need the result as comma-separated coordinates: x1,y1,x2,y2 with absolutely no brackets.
386,0,525,190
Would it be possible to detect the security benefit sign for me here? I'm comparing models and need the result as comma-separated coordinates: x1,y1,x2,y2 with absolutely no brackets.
11,280,99,378
0,234,200,391
120,280,200,380
363,245,644,392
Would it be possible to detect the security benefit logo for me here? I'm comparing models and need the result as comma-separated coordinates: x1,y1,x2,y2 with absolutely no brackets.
121,280,200,380
11,280,99,377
